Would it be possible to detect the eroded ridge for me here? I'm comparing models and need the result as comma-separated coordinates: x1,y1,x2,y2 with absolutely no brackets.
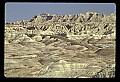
4,12,116,78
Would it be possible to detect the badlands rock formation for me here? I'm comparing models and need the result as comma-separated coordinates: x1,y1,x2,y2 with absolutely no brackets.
4,12,116,78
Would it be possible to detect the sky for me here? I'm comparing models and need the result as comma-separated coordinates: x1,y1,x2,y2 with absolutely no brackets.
5,3,116,22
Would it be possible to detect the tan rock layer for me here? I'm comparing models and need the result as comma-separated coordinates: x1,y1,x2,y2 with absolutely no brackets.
4,12,116,78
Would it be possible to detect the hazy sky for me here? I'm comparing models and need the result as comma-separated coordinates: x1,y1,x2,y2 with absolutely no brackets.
5,3,116,22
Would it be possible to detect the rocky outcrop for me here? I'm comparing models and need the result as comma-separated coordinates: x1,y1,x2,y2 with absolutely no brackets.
4,12,116,78
5,12,116,36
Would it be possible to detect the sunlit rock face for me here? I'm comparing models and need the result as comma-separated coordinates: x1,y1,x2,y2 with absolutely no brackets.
4,12,116,78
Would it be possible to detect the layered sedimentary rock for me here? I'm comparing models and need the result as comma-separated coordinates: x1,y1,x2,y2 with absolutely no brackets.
4,12,116,78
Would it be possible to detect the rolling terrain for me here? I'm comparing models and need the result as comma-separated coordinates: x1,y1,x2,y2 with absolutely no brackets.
4,12,116,78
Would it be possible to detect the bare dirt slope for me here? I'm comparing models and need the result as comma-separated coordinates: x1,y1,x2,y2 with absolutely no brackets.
4,12,116,78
